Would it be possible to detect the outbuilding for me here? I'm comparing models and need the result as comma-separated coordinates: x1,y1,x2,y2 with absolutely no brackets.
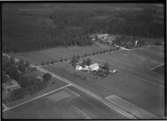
75,63,100,72
88,63,100,71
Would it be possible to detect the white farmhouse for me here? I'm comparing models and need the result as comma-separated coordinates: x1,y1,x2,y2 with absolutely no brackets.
88,63,100,71
75,65,83,71
75,63,100,72
75,65,89,71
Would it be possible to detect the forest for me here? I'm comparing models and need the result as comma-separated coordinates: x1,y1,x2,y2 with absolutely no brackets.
2,4,164,53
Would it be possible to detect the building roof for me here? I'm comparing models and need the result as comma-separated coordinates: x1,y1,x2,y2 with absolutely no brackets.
89,63,100,71
76,63,100,71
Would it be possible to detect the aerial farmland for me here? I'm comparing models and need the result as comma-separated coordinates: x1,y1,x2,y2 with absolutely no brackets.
2,3,165,119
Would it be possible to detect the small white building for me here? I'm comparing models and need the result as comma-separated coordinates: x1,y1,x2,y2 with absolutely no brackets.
88,63,100,71
75,65,89,71
75,65,83,71
75,63,100,72
135,40,139,47
110,69,118,73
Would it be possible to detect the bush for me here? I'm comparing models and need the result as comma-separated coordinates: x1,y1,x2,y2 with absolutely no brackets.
70,55,80,67
43,73,52,82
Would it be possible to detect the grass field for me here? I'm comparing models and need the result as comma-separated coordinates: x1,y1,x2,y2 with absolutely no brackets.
4,44,164,118
3,86,125,119
10,44,111,64
43,45,164,117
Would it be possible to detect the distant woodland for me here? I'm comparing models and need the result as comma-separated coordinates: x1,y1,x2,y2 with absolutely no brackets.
2,4,164,53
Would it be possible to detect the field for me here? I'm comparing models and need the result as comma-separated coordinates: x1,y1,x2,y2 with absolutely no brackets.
10,44,111,64
4,75,68,108
6,42,164,118
91,45,164,83
3,86,125,119
43,45,164,117
2,3,164,119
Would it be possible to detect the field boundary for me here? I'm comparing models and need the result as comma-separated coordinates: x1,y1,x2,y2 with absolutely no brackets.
151,63,164,71
106,95,157,119
3,83,71,113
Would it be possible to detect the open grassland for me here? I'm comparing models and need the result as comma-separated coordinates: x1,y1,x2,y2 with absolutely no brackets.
129,46,164,64
3,86,125,119
90,45,164,84
43,45,164,117
10,44,111,64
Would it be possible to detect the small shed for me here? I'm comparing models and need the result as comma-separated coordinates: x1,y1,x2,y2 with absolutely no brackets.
75,65,83,71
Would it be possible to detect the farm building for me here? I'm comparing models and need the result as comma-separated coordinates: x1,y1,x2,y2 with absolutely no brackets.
75,65,89,71
75,63,100,72
88,63,100,71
